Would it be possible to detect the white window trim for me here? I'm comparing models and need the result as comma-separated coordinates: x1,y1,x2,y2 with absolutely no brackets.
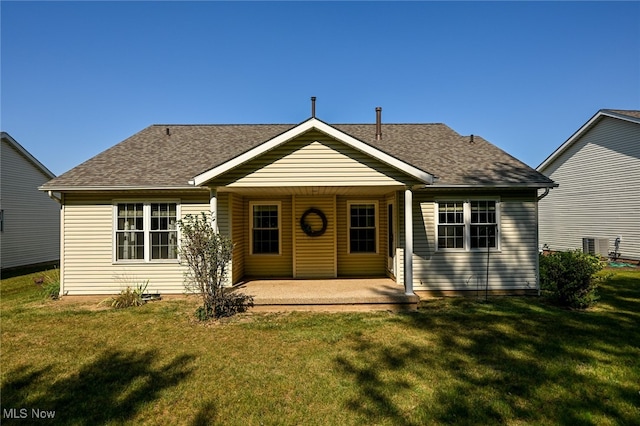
249,201,282,256
434,198,501,252
113,200,181,264
347,200,379,254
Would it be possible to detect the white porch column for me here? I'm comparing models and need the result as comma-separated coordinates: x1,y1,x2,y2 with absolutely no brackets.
404,187,414,295
210,187,219,234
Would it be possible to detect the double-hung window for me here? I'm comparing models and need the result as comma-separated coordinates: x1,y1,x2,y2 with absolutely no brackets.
250,202,280,255
436,199,499,251
349,202,377,253
115,202,178,262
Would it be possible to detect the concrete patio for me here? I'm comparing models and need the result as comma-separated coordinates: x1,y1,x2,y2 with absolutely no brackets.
232,277,420,312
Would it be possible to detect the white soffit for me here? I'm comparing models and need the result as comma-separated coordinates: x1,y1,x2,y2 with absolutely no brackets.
191,118,434,186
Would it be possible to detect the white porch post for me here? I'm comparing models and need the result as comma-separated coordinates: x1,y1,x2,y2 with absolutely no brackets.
404,187,414,295
210,187,219,234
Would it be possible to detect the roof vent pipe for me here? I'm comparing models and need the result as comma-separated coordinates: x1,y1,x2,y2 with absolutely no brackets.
375,107,382,140
470,134,474,143
311,96,316,118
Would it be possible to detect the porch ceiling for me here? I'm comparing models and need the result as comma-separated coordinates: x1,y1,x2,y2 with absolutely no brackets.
218,185,406,196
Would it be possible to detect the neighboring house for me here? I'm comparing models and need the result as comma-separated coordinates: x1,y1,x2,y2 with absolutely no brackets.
1,132,60,271
537,109,640,261
40,105,555,296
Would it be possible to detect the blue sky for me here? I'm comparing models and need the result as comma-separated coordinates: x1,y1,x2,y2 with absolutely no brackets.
2,1,638,176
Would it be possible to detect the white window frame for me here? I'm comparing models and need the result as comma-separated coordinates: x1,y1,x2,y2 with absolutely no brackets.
347,200,379,254
435,198,500,252
249,201,282,256
113,201,181,263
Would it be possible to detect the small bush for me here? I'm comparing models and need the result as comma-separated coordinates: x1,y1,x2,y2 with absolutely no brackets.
35,268,60,300
108,281,148,309
539,250,606,309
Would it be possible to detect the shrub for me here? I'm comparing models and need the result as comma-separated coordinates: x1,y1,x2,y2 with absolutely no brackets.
178,212,253,320
108,280,148,309
35,268,60,300
539,250,606,309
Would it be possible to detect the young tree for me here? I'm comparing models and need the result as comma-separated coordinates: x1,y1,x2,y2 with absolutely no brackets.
177,212,252,320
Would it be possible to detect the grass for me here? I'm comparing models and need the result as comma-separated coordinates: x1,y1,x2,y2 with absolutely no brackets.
1,269,639,425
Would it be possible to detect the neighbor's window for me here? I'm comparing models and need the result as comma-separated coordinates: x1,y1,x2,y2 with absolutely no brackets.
0,209,4,232
436,200,499,251
349,202,377,253
251,203,280,254
115,202,179,262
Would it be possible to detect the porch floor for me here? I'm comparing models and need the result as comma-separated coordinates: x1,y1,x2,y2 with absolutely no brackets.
233,277,420,312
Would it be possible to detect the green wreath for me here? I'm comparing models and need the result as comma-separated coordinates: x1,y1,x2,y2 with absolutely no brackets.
300,208,328,237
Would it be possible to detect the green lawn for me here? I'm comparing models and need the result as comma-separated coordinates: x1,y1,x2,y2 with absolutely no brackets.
1,269,639,425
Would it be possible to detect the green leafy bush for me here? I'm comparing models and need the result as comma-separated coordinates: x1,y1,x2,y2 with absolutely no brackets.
539,250,606,309
178,212,253,320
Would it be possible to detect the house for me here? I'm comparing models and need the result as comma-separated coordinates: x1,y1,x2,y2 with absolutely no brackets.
537,109,640,261
39,103,555,297
1,132,60,271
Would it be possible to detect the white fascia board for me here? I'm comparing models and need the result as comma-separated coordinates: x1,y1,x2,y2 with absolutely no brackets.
536,110,640,172
38,185,203,192
191,118,434,186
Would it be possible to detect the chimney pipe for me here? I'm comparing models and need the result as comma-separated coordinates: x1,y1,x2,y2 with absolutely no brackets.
375,107,382,140
311,97,316,118
470,134,474,143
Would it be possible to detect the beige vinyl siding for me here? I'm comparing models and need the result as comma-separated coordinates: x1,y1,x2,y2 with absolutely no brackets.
293,195,336,278
60,192,209,295
398,191,539,291
336,195,387,276
211,130,417,188
244,196,293,277
229,192,245,283
1,139,60,269
539,116,640,259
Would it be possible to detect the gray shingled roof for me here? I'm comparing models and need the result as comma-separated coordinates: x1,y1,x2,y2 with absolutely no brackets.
41,122,553,190
605,109,640,120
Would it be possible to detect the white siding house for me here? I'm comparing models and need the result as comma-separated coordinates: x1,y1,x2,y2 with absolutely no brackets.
1,132,60,270
537,110,640,260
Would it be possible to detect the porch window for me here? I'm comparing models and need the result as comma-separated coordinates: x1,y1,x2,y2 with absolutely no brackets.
436,199,499,251
251,203,280,254
115,202,179,262
349,202,377,253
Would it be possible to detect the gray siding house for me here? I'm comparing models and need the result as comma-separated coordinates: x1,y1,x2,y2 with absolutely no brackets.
40,106,555,297
537,109,640,260
1,132,60,270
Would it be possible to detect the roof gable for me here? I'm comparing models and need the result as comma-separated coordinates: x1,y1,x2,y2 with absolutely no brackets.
192,118,434,186
1,132,56,179
537,109,640,172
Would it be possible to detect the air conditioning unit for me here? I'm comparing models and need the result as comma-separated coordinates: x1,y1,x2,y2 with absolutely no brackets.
582,237,609,257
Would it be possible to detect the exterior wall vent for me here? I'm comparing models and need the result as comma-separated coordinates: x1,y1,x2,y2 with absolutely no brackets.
582,237,609,257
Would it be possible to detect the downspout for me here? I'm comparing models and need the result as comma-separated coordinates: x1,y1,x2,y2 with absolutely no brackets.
537,187,550,201
48,191,62,204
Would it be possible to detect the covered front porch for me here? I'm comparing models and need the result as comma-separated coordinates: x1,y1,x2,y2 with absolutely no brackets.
233,277,420,312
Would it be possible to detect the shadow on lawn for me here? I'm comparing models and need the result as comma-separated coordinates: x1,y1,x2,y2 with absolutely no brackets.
1,349,195,424
335,273,640,425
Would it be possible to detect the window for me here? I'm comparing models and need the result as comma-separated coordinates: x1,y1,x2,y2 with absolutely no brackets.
0,210,4,232
349,202,377,253
251,202,280,254
437,202,464,249
436,199,499,251
470,200,497,249
115,202,178,262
